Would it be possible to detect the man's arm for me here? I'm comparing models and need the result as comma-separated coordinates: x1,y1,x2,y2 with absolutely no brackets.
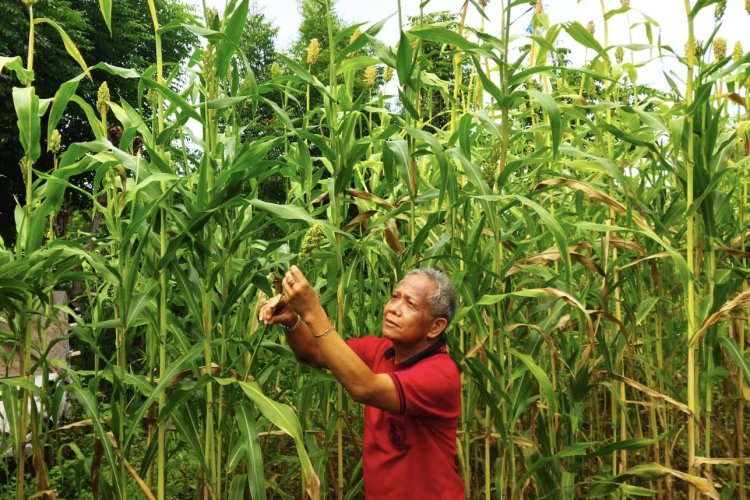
295,304,400,413
264,266,401,413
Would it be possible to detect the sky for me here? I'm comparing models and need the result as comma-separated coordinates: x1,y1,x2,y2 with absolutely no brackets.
188,0,748,89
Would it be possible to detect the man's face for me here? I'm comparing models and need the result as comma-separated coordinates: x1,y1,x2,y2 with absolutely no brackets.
382,274,441,345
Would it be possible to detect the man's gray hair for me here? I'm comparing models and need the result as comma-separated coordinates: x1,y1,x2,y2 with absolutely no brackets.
406,268,458,325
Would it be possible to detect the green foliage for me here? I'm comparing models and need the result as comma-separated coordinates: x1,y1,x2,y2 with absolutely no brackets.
2,0,750,498
0,0,198,245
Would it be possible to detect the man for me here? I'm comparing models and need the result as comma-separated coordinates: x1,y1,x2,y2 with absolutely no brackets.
259,266,465,499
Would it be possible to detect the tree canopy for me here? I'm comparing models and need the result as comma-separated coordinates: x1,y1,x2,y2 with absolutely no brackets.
0,0,198,244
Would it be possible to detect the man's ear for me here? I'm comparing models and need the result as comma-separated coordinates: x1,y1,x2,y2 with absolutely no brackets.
427,317,448,339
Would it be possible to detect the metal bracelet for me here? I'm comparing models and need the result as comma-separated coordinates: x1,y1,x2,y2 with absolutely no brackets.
313,326,336,338
281,315,303,332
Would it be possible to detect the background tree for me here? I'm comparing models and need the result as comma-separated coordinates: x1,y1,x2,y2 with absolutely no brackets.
0,0,198,245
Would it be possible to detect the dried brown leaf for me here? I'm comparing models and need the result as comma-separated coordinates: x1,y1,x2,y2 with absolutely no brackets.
347,188,394,209
691,289,750,347
610,373,691,415
384,219,403,253
106,432,156,500
343,210,377,232
534,178,650,230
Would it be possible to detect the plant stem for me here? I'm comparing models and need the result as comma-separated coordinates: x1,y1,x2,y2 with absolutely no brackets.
683,2,698,498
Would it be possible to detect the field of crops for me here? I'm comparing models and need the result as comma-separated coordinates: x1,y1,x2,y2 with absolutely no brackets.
1,0,749,498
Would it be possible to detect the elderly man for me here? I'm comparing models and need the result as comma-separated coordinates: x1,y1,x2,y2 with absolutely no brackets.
259,265,464,499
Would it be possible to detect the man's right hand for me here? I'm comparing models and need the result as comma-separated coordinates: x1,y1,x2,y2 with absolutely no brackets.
258,294,299,328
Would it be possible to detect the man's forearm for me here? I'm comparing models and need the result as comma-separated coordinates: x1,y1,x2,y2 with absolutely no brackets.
284,321,325,367
299,306,396,409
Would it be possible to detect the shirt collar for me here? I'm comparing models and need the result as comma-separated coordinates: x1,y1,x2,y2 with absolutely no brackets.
384,335,447,368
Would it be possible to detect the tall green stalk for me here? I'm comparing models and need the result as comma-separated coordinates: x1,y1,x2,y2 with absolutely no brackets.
683,2,698,498
16,3,36,498
146,1,168,498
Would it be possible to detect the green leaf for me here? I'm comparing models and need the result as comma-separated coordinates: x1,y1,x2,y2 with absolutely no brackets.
216,0,249,79
246,199,319,227
98,0,112,34
0,377,43,396
689,0,722,18
410,26,479,51
125,281,158,330
564,22,605,56
0,56,33,85
52,361,124,498
384,139,412,196
510,348,556,415
527,89,561,158
91,62,141,79
396,30,414,86
718,335,750,387
235,401,266,500
215,378,318,498
511,194,572,286
635,297,659,326
337,56,380,76
142,76,202,122
13,86,41,163
48,77,84,146
604,5,629,20
364,33,397,69
70,95,105,139
123,343,203,451
589,437,655,458
34,18,92,81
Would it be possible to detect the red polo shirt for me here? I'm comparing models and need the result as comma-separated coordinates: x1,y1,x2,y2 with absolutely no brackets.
347,335,464,499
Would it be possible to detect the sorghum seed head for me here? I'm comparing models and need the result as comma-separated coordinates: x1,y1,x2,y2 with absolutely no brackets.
363,66,377,88
21,0,39,6
685,39,695,59
202,44,216,73
478,0,489,7
621,0,630,7
271,61,282,78
586,21,595,35
147,88,159,108
384,66,394,83
19,156,31,186
714,0,726,20
49,129,62,154
300,223,325,257
733,41,744,62
96,81,110,117
713,37,727,61
205,8,220,30
746,0,750,14
535,1,543,14
615,47,624,64
307,38,321,65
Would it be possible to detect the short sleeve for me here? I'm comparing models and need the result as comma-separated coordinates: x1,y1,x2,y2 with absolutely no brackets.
347,336,388,370
391,355,461,418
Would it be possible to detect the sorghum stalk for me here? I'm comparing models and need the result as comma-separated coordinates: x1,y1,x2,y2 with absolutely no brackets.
683,2,698,498
146,1,168,498
320,1,345,497
490,2,512,496
599,0,628,476
17,3,36,498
